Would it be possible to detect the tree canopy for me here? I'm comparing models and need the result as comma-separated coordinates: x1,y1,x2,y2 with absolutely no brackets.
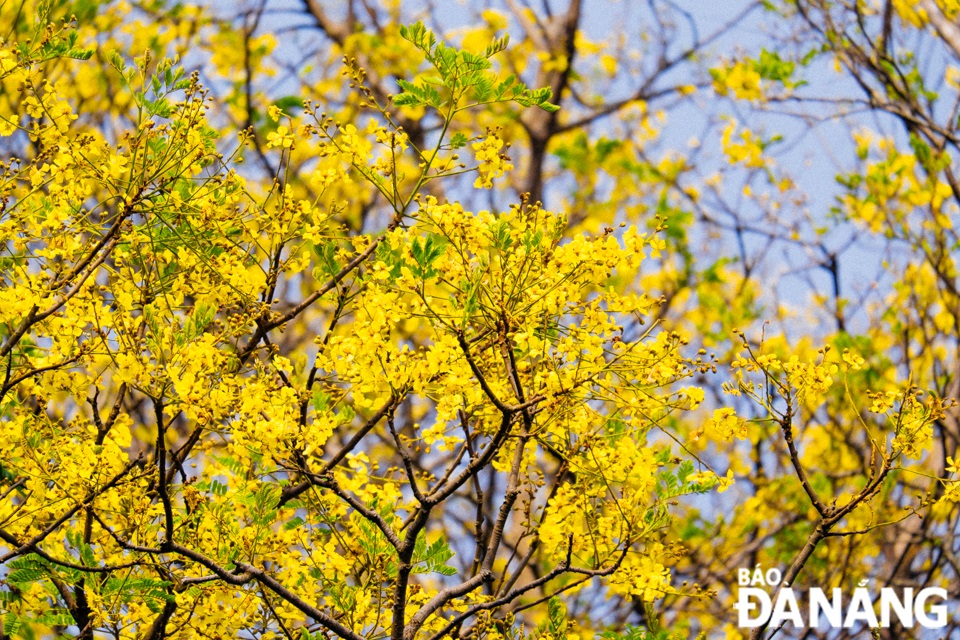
1,1,960,639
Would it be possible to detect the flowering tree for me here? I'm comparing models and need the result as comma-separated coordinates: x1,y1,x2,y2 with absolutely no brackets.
3,0,960,638
0,9,723,639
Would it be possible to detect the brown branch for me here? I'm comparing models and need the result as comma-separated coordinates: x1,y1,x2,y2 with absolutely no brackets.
0,530,141,573
0,350,85,400
455,331,514,414
279,394,400,506
387,408,425,503
0,454,144,563
234,559,366,640
142,598,177,640
0,230,124,361
300,470,403,550
405,569,494,640
421,535,631,640
238,213,403,363
153,398,175,546
780,405,829,516
426,411,515,505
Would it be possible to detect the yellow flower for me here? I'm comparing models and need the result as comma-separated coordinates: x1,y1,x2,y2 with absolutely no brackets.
842,348,865,371
713,62,763,100
0,116,16,136
472,127,513,189
267,125,294,149
946,451,960,475
105,155,129,181
717,469,735,493
707,408,748,441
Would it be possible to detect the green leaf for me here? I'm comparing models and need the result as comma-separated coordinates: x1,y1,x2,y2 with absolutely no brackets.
493,74,517,99
63,47,94,61
311,387,330,412
209,479,228,497
399,22,437,58
107,49,126,73
3,612,21,637
485,35,509,58
313,239,341,277
395,21,560,115
490,220,512,251
754,48,796,83
411,234,448,279
392,93,422,107
412,532,457,576
909,133,933,169
654,447,671,464
249,484,280,526
536,596,568,636
274,95,304,112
